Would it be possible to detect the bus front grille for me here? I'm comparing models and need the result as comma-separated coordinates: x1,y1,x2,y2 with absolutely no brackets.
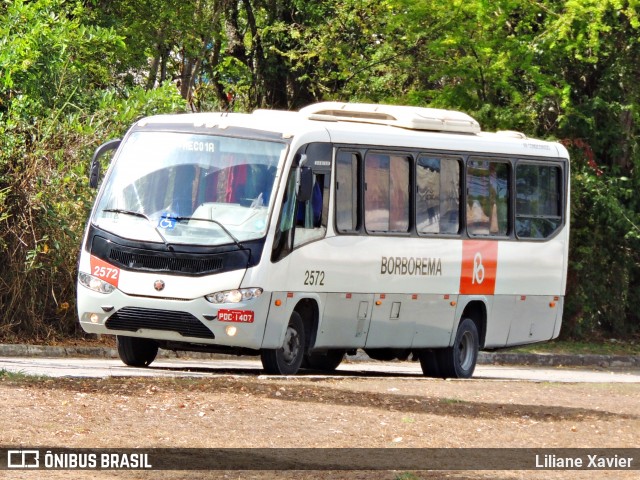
108,249,224,274
105,307,215,339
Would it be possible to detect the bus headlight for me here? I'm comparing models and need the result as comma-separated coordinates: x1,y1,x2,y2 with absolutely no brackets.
205,288,263,304
78,272,115,294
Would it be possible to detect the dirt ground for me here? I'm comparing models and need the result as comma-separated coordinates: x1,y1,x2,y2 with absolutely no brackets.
1,369,639,479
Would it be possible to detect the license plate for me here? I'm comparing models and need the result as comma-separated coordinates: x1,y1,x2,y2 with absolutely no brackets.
218,309,254,323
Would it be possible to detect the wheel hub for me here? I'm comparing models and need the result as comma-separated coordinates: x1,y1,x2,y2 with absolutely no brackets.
457,331,474,370
282,326,300,364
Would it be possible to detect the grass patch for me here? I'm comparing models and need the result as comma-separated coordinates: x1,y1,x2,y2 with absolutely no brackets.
0,368,31,381
509,339,639,356
395,474,422,480
0,368,49,382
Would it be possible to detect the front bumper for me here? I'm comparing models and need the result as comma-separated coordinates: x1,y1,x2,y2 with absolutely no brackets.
77,283,271,350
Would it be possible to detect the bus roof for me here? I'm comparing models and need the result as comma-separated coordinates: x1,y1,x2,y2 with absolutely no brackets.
134,103,569,159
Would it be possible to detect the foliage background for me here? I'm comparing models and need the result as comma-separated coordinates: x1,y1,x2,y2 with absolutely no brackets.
0,0,638,341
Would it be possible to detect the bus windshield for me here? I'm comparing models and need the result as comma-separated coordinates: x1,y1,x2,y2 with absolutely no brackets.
92,131,287,246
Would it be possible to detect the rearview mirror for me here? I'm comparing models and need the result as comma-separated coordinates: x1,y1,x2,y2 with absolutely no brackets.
297,166,313,202
89,139,121,189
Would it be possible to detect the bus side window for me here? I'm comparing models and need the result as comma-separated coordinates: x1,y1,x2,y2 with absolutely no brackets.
416,155,461,235
466,158,510,236
515,163,562,239
364,152,410,233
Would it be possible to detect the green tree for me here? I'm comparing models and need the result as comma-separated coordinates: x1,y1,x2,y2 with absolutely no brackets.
1,0,639,340
368,0,640,337
546,1,640,336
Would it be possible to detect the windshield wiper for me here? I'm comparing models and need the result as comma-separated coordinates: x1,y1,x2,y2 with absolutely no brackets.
102,208,174,251
172,216,245,250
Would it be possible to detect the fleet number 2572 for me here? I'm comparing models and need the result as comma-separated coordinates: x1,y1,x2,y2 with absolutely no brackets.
304,270,325,286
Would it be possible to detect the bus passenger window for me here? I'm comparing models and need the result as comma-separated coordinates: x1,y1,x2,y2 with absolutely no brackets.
466,159,509,236
516,164,562,239
416,156,461,234
364,152,410,233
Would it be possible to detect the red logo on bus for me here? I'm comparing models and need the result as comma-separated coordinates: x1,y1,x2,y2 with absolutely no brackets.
459,240,498,295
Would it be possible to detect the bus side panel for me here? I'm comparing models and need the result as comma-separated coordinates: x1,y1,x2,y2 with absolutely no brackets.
495,237,567,296
271,232,463,349
551,297,564,339
306,236,463,296
451,295,492,346
495,232,567,347
260,292,328,349
363,293,456,349
506,295,561,345
409,294,457,348
314,293,373,348
364,294,416,348
484,295,514,348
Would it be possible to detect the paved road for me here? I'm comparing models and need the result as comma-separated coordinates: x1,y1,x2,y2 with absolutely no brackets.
1,356,640,383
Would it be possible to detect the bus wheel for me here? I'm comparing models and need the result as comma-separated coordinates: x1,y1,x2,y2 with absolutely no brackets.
261,312,305,375
418,349,441,378
116,336,158,367
304,349,346,371
436,318,479,379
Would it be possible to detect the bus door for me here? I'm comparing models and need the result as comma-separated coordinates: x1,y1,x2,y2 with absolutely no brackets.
358,151,417,349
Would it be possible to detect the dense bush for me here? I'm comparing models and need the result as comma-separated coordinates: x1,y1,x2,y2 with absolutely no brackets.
0,0,186,340
0,94,186,340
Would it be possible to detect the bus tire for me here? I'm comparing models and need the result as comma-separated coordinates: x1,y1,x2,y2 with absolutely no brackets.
304,349,346,371
116,336,158,367
437,317,479,379
261,311,305,375
418,349,441,378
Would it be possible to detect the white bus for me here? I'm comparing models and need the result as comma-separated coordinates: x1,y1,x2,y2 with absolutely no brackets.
77,102,569,378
